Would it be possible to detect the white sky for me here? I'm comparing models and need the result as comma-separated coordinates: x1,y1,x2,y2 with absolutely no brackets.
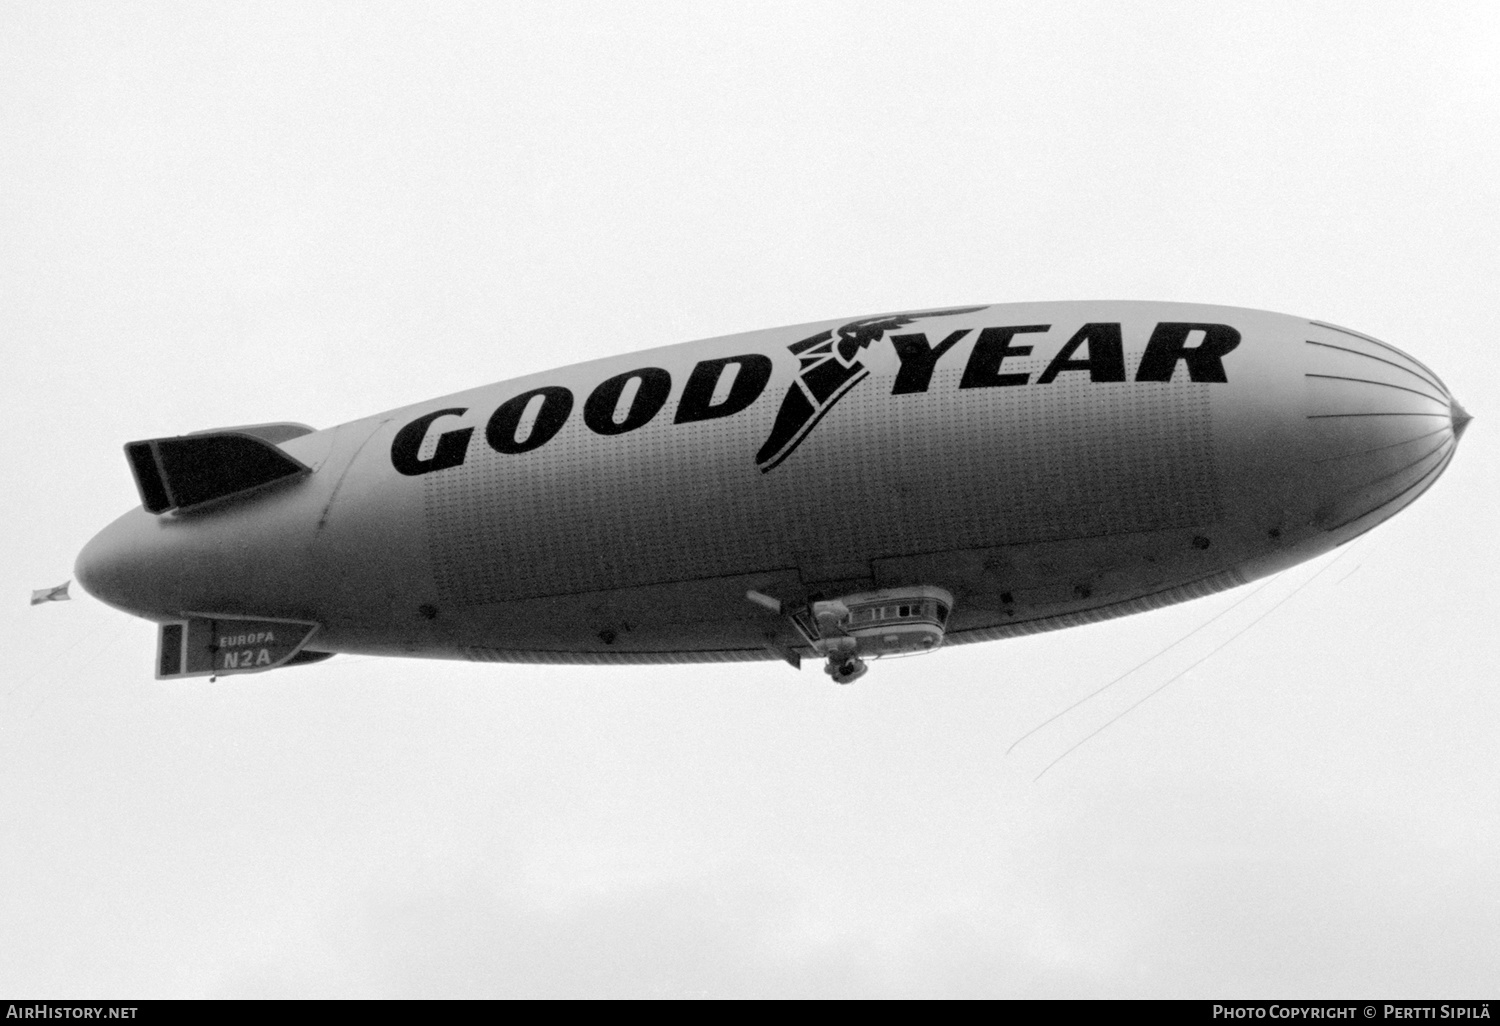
2,1,1496,998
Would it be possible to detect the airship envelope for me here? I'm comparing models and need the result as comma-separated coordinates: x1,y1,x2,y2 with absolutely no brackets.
74,302,1467,684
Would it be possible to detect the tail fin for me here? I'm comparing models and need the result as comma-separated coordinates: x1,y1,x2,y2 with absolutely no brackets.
124,429,312,515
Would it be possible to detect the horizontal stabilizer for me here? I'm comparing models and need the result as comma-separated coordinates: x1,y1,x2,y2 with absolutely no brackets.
192,422,316,445
125,431,312,514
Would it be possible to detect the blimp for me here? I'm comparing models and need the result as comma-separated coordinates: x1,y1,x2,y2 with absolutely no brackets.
74,301,1469,684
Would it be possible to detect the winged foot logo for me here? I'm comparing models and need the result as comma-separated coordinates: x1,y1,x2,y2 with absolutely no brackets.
753,306,989,472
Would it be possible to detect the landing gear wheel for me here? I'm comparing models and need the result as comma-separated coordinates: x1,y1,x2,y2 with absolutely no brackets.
824,654,867,685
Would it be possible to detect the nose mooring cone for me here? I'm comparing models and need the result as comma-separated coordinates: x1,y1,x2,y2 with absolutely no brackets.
1451,400,1473,441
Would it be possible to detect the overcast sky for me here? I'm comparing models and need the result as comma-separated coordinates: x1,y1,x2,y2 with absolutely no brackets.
2,1,1496,998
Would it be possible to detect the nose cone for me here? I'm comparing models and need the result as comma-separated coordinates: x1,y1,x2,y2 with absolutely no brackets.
1451,399,1473,440
1302,323,1466,535
74,507,184,618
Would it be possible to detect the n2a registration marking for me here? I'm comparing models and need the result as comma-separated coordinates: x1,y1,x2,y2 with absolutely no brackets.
217,629,278,669
219,647,275,669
